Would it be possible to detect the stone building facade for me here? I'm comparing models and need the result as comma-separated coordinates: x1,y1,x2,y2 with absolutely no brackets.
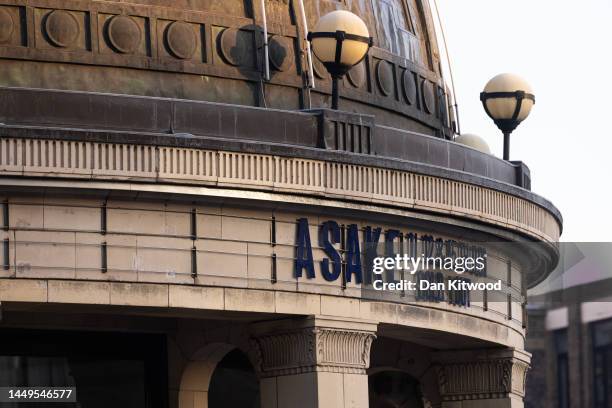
0,0,561,407
526,285,612,408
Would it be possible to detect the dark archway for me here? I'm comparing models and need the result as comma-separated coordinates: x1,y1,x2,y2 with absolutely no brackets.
208,349,260,408
369,371,424,408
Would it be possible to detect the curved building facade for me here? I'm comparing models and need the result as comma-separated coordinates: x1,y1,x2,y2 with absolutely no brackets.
0,1,561,408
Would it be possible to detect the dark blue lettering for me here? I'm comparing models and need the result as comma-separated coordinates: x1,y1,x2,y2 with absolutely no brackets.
346,224,362,283
320,220,341,281
295,218,315,278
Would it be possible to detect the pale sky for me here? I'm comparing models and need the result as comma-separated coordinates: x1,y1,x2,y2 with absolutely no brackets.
436,0,612,242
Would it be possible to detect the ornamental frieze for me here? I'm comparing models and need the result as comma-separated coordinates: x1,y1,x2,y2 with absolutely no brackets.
434,349,530,401
250,323,376,377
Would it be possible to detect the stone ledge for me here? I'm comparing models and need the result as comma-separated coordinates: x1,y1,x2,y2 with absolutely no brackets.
0,279,526,349
0,123,560,223
0,137,561,243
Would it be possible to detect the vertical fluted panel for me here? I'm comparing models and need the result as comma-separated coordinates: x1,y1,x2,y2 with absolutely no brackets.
0,137,560,241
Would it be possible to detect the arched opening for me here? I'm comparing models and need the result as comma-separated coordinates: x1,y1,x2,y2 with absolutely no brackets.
178,344,259,408
369,370,424,408
208,349,260,408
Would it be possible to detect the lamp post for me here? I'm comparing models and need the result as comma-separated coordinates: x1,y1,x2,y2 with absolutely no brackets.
480,73,535,160
307,10,372,110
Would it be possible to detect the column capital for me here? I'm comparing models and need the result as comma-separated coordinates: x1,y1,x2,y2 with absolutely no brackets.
249,316,377,377
432,348,531,402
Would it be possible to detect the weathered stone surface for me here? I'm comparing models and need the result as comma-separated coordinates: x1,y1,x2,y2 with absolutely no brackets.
433,348,531,401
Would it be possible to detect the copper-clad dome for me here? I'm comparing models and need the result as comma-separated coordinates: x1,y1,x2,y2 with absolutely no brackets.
0,0,450,136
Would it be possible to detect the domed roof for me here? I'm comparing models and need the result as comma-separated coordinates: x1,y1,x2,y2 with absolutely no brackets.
0,0,451,138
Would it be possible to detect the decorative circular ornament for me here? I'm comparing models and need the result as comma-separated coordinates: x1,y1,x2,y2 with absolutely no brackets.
107,15,141,54
45,10,79,48
165,21,197,59
0,9,14,43
421,79,435,114
312,57,327,79
218,28,249,67
268,35,293,72
401,70,417,105
375,60,393,96
347,60,366,88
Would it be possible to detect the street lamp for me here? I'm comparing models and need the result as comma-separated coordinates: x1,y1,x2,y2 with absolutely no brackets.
480,73,535,160
307,10,372,110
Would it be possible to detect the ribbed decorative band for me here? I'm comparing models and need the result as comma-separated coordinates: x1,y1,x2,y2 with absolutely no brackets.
0,137,560,242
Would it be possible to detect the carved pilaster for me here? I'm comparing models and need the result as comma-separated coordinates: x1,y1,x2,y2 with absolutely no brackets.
250,317,377,378
433,348,530,401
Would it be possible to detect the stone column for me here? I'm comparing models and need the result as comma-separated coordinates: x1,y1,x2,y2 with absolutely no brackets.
567,303,583,408
250,316,377,408
580,319,593,408
432,348,531,408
